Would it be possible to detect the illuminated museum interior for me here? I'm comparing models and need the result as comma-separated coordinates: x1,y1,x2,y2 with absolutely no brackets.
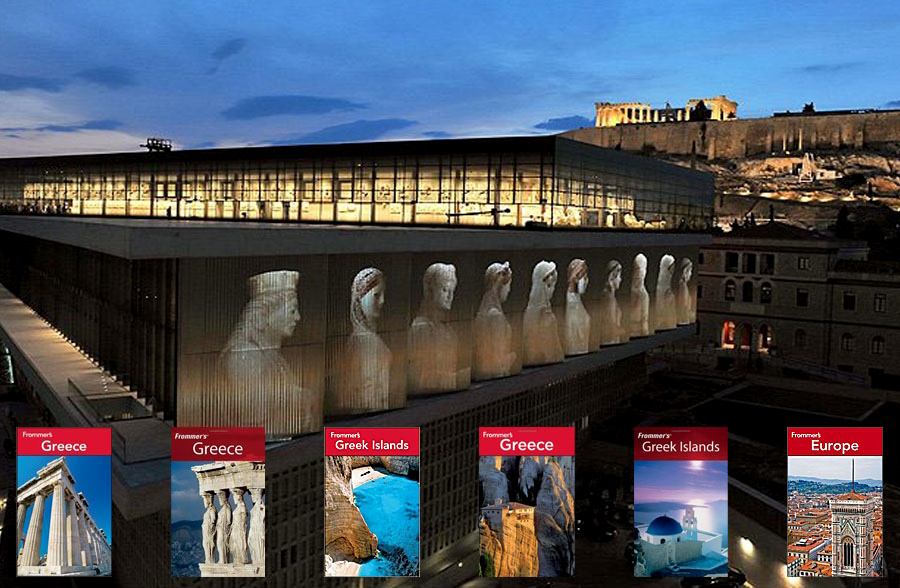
0,136,712,230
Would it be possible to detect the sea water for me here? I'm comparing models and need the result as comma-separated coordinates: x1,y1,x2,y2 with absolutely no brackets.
356,471,420,577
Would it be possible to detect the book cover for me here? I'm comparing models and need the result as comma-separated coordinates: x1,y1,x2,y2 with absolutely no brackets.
787,427,883,577
633,426,728,578
324,427,420,577
16,427,112,577
170,427,266,578
478,427,575,578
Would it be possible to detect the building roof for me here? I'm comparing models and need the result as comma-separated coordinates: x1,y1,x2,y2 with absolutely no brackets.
799,560,832,575
647,515,683,536
835,491,869,501
723,221,828,241
833,258,900,275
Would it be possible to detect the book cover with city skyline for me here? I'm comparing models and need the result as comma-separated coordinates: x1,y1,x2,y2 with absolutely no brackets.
787,427,883,578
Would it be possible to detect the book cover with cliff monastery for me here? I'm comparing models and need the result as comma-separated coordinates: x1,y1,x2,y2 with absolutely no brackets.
787,427,883,578
170,427,266,578
16,427,112,577
478,427,575,578
633,427,728,578
324,427,420,577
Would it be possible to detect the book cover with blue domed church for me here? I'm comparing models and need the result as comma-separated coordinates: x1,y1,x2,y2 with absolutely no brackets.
633,427,729,578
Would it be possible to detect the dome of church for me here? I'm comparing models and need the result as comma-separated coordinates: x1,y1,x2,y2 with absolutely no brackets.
647,515,683,536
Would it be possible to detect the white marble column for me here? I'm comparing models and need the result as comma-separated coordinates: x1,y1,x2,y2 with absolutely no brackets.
80,511,97,566
88,524,100,566
20,492,45,566
47,481,67,567
16,500,28,553
76,508,89,566
66,496,83,567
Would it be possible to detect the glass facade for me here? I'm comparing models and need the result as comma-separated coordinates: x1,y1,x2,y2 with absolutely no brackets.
0,137,713,229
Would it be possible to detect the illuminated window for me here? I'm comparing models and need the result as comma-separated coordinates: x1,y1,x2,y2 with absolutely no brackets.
760,282,772,304
874,293,887,313
722,321,735,348
871,336,885,355
724,280,736,301
840,333,855,352
798,256,810,270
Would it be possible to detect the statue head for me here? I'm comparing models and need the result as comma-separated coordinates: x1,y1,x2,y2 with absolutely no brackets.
350,267,385,332
632,253,647,287
679,257,693,284
242,270,301,343
249,487,264,503
484,261,513,302
216,489,229,505
203,492,215,509
606,260,622,291
423,263,457,312
658,255,676,291
529,260,557,306
567,259,588,294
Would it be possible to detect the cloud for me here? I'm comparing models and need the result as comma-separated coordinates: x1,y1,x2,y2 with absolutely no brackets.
533,115,592,131
221,95,365,120
0,73,64,92
883,100,900,109
273,119,418,145
0,119,123,133
75,66,136,89
5,134,21,139
423,131,452,138
795,62,864,74
208,38,248,74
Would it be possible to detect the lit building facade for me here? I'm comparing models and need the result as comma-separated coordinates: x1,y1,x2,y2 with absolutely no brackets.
595,96,737,128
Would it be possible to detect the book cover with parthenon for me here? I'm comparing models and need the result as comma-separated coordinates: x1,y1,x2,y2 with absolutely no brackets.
16,427,112,577
170,427,265,578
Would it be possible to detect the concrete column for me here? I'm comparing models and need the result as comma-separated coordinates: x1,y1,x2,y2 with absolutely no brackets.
46,481,67,567
16,500,28,553
20,492,46,567
66,496,82,567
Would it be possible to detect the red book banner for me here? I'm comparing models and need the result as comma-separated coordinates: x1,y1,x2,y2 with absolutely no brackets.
479,427,575,456
325,427,419,456
787,427,882,456
17,427,111,456
171,427,266,461
634,427,728,461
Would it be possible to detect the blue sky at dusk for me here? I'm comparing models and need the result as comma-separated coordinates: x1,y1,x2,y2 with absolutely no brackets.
2,1,900,156
17,455,112,554
635,460,728,505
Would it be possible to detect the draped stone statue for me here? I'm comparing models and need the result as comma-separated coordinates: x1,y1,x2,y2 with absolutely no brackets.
202,492,217,565
598,260,623,346
248,488,265,567
629,254,650,337
473,262,517,381
215,490,232,564
564,259,590,356
229,488,249,565
655,254,677,331
523,260,564,366
220,270,319,435
408,263,470,393
334,267,393,413
676,258,694,325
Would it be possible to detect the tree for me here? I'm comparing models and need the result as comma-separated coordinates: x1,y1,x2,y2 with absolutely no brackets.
835,205,852,239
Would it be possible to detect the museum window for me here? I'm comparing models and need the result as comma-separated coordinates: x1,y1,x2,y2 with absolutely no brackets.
724,280,736,301
760,282,772,304
871,336,885,355
798,256,810,270
794,329,807,348
874,293,887,313
843,291,856,311
725,252,739,273
796,288,809,307
742,280,753,303
840,333,855,352
743,252,757,274
760,253,775,275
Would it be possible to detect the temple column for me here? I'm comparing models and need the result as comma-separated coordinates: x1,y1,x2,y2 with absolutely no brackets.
80,511,97,566
46,481,67,567
20,492,45,566
76,508,89,566
88,523,100,566
66,495,82,567
16,500,28,553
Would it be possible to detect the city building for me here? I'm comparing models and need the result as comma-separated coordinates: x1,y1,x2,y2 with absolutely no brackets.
695,220,900,388
594,96,738,128
0,135,711,587
830,487,878,576
481,499,535,527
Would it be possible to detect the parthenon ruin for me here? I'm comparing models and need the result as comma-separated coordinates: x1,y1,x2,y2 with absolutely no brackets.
16,457,111,576
192,460,266,577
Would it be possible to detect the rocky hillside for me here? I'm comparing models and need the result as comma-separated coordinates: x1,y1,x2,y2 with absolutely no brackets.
323,455,378,562
480,509,539,577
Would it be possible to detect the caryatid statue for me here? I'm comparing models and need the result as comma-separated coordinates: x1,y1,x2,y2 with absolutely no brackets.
220,270,320,435
523,260,564,366
598,260,623,346
655,254,677,331
248,488,265,567
202,492,217,565
473,262,517,380
408,263,470,394
229,488,249,565
564,259,590,356
215,490,232,564
675,258,695,325
334,267,394,413
629,254,650,337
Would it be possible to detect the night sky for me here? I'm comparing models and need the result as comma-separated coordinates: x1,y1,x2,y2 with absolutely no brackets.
2,1,900,156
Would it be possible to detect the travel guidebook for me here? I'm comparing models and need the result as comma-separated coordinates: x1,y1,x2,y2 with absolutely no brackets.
633,426,728,578
478,427,575,578
324,427,420,577
787,427,883,577
170,427,266,578
16,427,112,577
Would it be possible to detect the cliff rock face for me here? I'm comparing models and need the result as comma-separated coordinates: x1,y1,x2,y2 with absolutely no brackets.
348,455,420,476
534,460,576,576
518,456,547,502
480,515,539,577
324,456,378,561
479,456,510,505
